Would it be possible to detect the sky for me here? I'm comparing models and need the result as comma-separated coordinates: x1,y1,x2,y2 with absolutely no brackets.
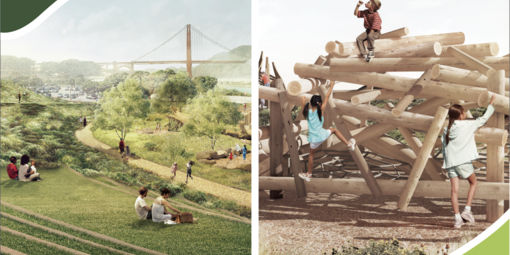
258,0,510,89
1,0,251,69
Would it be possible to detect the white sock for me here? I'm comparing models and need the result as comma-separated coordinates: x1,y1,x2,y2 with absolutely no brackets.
454,213,461,220
464,206,471,212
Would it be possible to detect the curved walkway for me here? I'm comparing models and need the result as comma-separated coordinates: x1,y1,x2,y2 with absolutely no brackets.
75,125,251,207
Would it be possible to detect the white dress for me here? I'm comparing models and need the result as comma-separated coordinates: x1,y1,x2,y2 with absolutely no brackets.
151,197,174,223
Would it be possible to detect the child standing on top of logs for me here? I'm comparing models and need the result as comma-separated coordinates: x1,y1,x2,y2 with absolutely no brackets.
354,0,382,63
442,94,496,228
298,83,356,182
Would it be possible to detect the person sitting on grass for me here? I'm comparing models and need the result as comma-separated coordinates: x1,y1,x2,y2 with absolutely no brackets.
19,155,41,182
443,94,497,228
135,187,153,220
7,156,19,180
29,160,42,180
152,187,181,223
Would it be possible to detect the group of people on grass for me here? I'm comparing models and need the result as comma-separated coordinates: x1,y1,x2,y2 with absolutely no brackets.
292,0,500,228
7,155,43,182
135,187,181,224
229,144,248,162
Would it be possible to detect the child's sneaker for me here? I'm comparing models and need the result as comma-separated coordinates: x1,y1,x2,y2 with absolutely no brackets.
454,217,464,228
461,211,475,223
363,55,368,62
367,51,374,63
348,138,356,151
298,172,311,182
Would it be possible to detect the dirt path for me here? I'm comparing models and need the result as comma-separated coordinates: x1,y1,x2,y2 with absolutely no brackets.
75,125,251,207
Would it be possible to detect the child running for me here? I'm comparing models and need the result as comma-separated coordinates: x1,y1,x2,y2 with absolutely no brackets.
354,0,382,62
186,160,194,183
299,84,356,182
442,94,496,228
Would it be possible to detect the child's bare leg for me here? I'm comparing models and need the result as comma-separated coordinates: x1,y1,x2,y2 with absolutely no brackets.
465,173,478,207
307,148,316,175
450,177,460,214
329,128,349,145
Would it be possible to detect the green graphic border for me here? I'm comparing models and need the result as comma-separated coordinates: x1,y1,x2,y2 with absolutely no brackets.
1,0,57,33
466,220,509,255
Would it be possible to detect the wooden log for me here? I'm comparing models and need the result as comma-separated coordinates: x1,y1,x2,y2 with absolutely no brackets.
431,64,510,91
392,70,433,117
317,86,382,196
397,106,449,210
375,42,442,58
259,120,307,140
446,46,495,76
477,91,509,115
379,27,409,39
287,78,326,96
439,43,499,57
329,57,508,73
277,91,307,198
325,41,344,57
259,177,510,201
359,86,373,129
486,70,506,223
337,32,465,56
269,79,284,199
398,126,446,181
294,64,509,114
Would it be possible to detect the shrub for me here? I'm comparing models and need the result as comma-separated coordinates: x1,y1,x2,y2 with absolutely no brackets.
144,142,158,151
183,189,207,204
167,118,181,132
213,199,238,211
160,183,183,197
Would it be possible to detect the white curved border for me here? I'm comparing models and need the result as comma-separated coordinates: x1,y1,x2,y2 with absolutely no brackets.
1,0,68,41
452,209,509,254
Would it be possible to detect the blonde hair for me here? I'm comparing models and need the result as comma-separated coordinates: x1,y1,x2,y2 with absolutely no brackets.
372,0,381,11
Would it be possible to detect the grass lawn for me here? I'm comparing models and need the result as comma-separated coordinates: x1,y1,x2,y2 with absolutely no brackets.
0,166,251,254
92,128,252,191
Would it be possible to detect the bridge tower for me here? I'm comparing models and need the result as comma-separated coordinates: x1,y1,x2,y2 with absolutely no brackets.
186,24,192,78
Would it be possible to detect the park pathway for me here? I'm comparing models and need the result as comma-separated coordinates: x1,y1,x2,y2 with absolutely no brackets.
75,125,251,207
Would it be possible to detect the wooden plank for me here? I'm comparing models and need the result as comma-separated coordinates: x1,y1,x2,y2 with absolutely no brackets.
397,106,449,210
486,70,506,223
317,86,382,197
277,91,307,198
259,177,509,201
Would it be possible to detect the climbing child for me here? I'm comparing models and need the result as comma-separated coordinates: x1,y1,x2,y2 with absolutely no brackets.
260,71,270,108
354,0,382,62
186,160,194,183
442,94,496,228
298,84,356,182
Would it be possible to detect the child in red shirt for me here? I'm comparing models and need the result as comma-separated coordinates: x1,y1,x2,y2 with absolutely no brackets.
7,157,19,180
354,0,382,62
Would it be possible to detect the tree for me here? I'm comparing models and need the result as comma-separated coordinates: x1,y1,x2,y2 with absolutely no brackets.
1,55,35,76
193,76,217,94
102,72,128,88
39,59,101,77
181,88,242,149
93,78,151,141
153,72,197,112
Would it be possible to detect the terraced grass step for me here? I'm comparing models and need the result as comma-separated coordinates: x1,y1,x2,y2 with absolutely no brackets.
1,226,87,255
0,245,28,255
1,212,135,255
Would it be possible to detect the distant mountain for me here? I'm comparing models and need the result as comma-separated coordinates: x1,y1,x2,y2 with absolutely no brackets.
192,45,251,79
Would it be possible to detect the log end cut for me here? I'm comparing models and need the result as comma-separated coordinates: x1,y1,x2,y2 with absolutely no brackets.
477,90,490,107
287,80,303,96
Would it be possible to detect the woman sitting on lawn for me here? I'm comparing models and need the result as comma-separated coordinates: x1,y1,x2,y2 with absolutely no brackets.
19,155,41,182
152,187,181,223
7,156,19,180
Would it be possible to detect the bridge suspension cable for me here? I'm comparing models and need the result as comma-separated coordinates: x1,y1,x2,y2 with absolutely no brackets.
134,25,187,61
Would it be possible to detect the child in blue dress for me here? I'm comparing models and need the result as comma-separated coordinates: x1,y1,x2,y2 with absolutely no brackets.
299,85,356,182
442,94,496,228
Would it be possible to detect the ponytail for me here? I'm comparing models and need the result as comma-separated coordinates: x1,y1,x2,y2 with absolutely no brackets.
446,104,464,146
303,95,323,121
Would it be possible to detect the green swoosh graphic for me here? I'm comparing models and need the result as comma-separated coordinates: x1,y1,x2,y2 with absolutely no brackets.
466,220,509,255
1,0,57,33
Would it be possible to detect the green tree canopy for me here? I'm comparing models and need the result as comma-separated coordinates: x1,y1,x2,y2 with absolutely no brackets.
93,78,151,140
1,55,35,76
193,76,217,94
153,72,197,112
39,59,101,77
181,88,242,149
102,72,128,88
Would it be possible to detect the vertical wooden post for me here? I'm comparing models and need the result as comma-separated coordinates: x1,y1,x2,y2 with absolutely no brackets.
397,106,449,210
486,70,505,223
318,85,382,196
278,91,307,198
269,79,285,199
323,83,334,150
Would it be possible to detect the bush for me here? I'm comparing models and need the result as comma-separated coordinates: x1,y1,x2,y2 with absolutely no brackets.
144,142,158,151
213,199,238,211
324,239,427,255
160,183,183,197
167,118,182,132
183,189,207,204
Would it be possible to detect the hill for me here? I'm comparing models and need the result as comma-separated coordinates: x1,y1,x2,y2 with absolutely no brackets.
192,45,251,79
